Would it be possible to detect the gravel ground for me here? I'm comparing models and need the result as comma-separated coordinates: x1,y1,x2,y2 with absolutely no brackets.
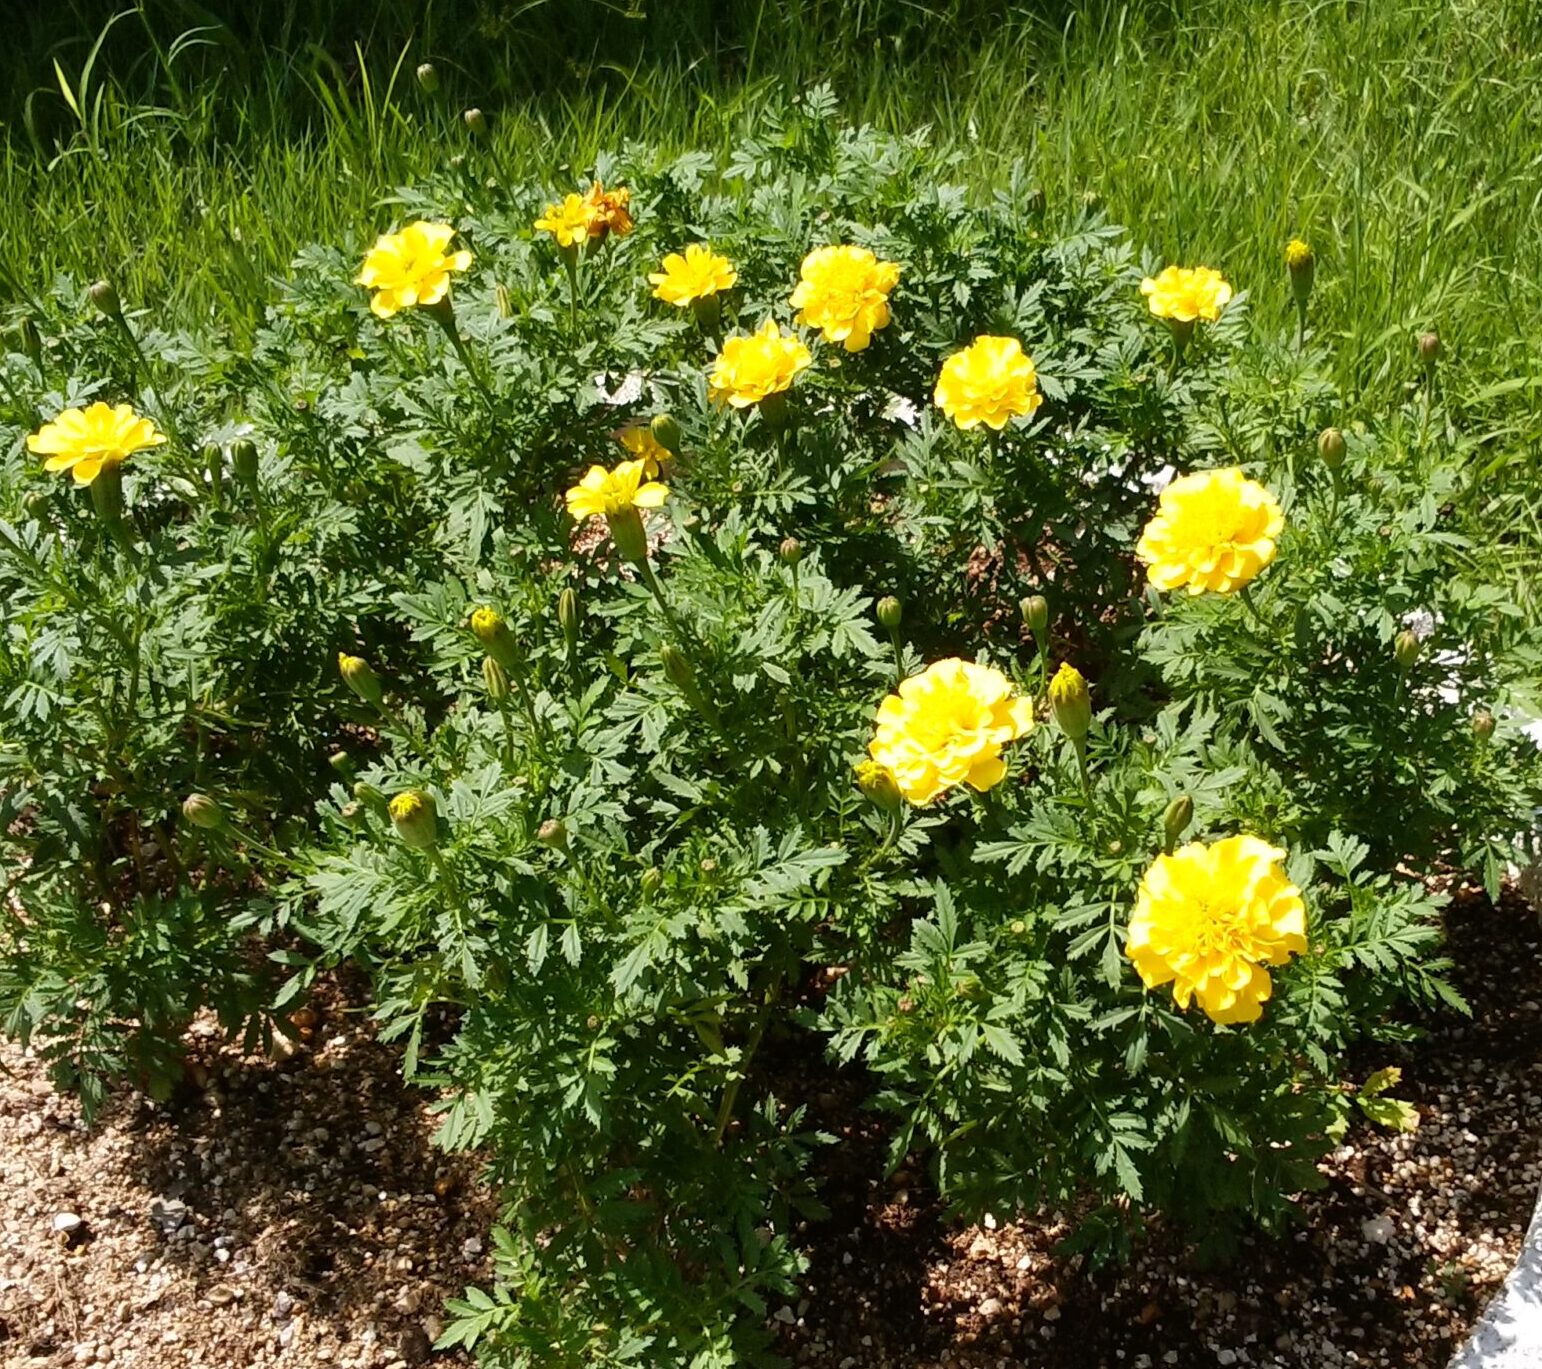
0,887,1534,1369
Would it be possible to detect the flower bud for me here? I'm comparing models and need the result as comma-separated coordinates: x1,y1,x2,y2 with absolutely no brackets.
876,596,903,631
1285,239,1314,306
88,279,121,320
482,655,510,701
1317,426,1346,471
1162,795,1194,852
649,413,684,454
640,866,663,896
23,490,49,521
536,817,568,850
89,463,125,527
327,749,354,776
389,789,438,849
470,606,520,672
353,780,387,810
495,282,513,318
19,315,42,369
1472,708,1496,741
1048,662,1092,741
1025,187,1047,218
1020,594,1049,634
1393,629,1421,670
1418,330,1441,365
557,587,580,652
778,537,803,567
415,62,439,94
338,652,385,705
856,760,903,813
182,794,225,831
659,642,697,694
341,800,365,826
463,107,488,138
231,438,259,486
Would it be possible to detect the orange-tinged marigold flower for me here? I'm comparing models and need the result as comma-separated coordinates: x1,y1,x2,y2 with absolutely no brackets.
1136,467,1284,595
535,194,595,249
709,321,812,408
1139,265,1233,323
790,245,901,352
934,335,1043,431
867,658,1034,805
355,221,472,319
1127,835,1307,1025
583,181,634,240
615,424,670,479
27,402,167,486
649,245,739,307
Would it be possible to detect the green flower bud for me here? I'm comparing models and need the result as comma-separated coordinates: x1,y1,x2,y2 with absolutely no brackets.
327,749,354,776
415,62,440,95
536,817,568,850
341,801,365,826
338,652,385,705
89,464,125,527
1048,662,1092,741
1162,795,1195,853
856,760,903,813
557,587,580,652
19,315,42,369
778,537,803,568
1020,594,1049,634
231,438,259,486
482,655,510,701
88,279,121,320
389,789,439,849
23,490,50,521
1418,330,1441,365
202,442,224,498
650,413,684,454
1393,630,1421,670
353,780,387,810
1317,426,1346,471
640,866,663,896
876,596,903,631
1473,708,1496,741
182,794,226,831
660,642,697,694
470,606,520,672
463,107,488,138
495,282,513,318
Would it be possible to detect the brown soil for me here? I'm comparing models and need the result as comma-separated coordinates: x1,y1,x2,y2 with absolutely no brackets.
0,889,1536,1369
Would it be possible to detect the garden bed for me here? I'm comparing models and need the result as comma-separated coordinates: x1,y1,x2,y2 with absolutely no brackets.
1,885,1535,1368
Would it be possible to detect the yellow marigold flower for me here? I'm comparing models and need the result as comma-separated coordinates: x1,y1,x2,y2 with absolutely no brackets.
1126,835,1307,1025
1139,265,1233,324
1136,467,1285,596
583,181,634,240
565,457,668,563
355,221,472,320
1284,239,1313,271
26,402,167,486
790,245,901,352
868,658,1035,806
709,320,812,408
933,335,1043,431
615,424,669,479
534,194,595,250
649,244,739,307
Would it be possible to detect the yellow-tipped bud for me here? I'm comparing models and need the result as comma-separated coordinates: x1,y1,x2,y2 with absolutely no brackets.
338,652,384,705
182,794,225,831
855,760,903,814
388,789,438,849
1048,662,1092,741
1285,239,1314,305
470,606,520,672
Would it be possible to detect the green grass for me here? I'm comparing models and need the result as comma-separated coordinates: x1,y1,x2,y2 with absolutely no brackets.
4,0,1541,565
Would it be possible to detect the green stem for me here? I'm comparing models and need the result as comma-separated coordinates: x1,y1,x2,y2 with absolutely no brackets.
1074,737,1093,799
